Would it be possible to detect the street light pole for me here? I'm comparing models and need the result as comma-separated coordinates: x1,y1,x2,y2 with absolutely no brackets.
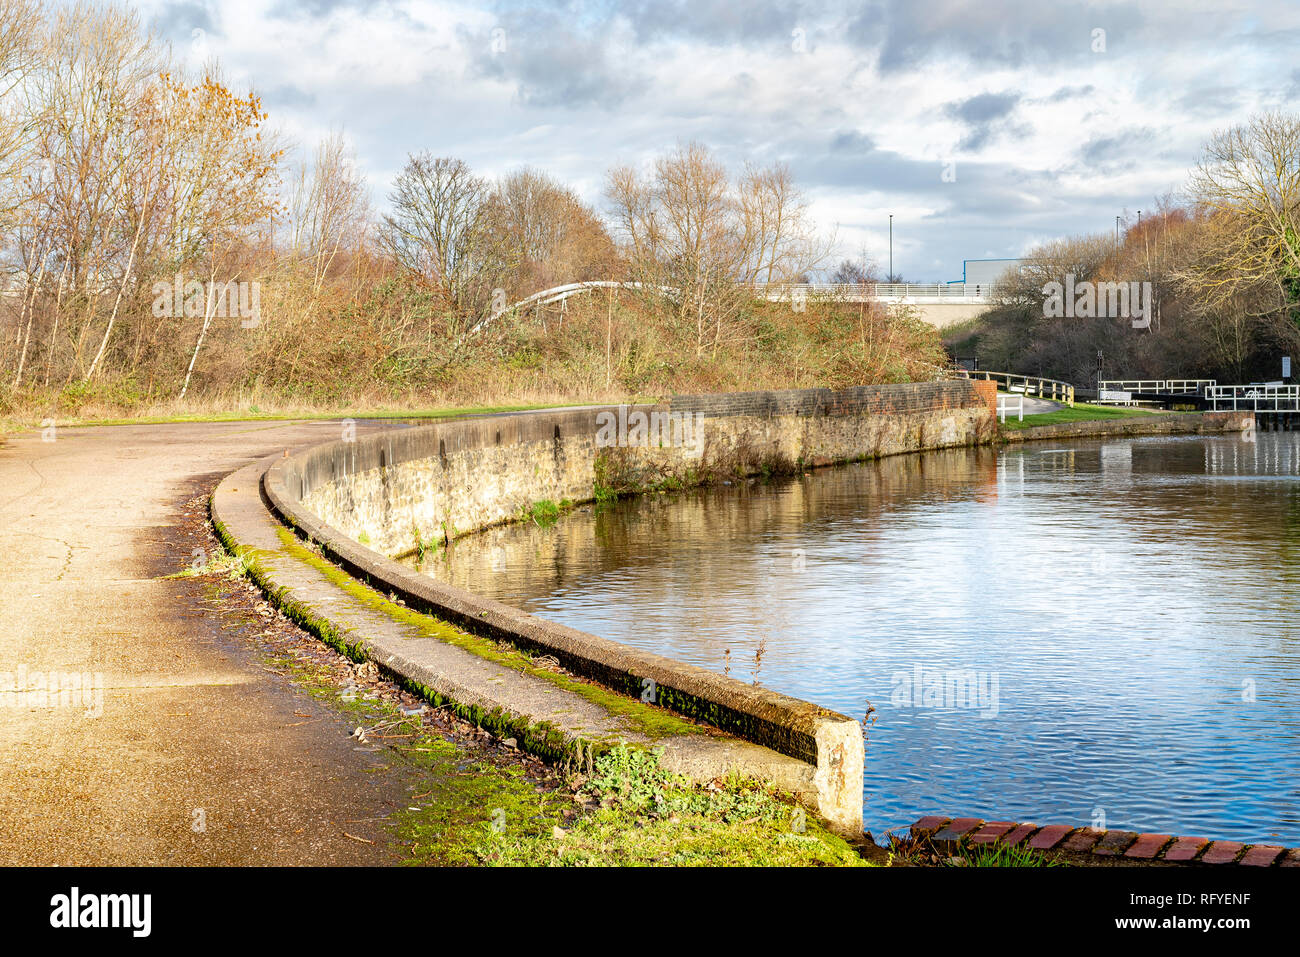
889,214,893,282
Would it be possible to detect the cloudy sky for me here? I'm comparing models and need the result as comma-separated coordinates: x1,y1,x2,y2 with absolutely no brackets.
134,0,1300,281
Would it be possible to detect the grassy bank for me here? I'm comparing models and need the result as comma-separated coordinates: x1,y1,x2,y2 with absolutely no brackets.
280,646,866,867
415,742,868,867
2,293,949,435
999,400,1159,431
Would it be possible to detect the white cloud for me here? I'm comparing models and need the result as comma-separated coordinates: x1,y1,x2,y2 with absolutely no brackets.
132,0,1300,279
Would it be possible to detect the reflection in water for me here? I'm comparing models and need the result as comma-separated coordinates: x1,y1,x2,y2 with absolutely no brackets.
409,433,1300,842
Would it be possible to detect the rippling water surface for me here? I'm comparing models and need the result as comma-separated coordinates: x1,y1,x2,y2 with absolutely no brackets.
411,433,1300,842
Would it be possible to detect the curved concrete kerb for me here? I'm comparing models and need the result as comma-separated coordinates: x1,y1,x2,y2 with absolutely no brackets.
264,453,865,832
236,385,995,835
212,453,856,832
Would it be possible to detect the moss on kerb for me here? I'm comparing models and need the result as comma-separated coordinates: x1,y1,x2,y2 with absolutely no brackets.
212,516,372,664
273,506,825,762
267,482,845,764
214,499,675,766
220,517,632,775
268,394,951,765
271,524,702,740
389,671,623,768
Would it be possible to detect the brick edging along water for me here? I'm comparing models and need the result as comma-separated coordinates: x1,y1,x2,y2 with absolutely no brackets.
913,817,1300,866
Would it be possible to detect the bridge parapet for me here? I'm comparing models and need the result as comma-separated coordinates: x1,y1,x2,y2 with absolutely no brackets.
763,282,990,304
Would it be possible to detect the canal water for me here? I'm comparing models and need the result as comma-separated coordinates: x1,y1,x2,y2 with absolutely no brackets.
410,432,1300,843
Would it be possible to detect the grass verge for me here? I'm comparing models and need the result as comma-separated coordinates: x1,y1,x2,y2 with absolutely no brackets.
463,743,868,867
999,400,1159,431
884,833,1062,867
0,401,566,435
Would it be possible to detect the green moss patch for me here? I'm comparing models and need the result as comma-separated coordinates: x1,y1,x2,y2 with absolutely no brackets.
270,525,701,741
516,498,575,527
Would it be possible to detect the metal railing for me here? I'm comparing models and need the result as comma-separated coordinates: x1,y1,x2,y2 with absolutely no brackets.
765,282,990,303
1206,384,1300,412
1099,379,1216,394
1167,379,1218,393
474,280,676,331
955,369,1075,407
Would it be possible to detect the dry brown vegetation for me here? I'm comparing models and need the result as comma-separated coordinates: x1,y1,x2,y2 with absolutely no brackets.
0,1,940,427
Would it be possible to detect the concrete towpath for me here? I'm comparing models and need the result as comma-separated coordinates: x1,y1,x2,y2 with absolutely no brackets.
0,418,412,865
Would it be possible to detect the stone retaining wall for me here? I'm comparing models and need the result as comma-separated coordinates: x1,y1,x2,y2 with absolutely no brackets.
668,380,978,418
264,381,997,836
294,381,995,558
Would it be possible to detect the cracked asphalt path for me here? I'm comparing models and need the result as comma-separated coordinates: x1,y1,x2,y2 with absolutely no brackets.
0,419,408,865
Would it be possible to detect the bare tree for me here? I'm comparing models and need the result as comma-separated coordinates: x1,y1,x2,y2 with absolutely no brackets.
490,167,616,296
381,153,502,318
0,0,41,230
289,131,371,294
1185,112,1300,326
163,69,285,396
20,1,165,380
607,143,829,356
736,161,828,284
830,257,875,285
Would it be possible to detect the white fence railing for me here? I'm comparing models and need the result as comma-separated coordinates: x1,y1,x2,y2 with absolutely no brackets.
997,395,1024,423
1168,379,1218,393
1206,384,1300,412
1099,379,1216,394
955,369,1075,407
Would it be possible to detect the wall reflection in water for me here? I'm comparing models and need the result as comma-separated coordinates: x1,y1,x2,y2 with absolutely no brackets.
407,434,1300,843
